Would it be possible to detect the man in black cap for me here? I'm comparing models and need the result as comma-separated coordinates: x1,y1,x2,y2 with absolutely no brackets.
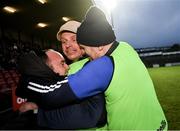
24,6,167,130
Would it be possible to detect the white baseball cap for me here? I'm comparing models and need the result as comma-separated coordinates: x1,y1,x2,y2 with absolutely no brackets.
56,20,81,41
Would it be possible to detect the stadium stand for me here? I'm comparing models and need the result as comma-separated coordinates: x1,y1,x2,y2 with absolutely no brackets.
0,69,24,112
137,44,180,67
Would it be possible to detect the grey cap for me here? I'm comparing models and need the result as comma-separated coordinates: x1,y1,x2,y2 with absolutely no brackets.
56,20,81,41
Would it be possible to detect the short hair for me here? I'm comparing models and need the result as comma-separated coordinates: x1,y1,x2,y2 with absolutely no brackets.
35,50,48,64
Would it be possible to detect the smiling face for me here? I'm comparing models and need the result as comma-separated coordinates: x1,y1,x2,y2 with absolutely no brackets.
59,32,84,61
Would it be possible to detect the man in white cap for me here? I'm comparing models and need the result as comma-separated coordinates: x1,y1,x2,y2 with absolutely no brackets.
56,20,89,74
56,20,84,62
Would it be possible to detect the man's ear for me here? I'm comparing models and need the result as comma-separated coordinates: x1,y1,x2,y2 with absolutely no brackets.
80,48,85,56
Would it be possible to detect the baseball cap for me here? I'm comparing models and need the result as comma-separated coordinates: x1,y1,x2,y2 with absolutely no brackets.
56,20,81,41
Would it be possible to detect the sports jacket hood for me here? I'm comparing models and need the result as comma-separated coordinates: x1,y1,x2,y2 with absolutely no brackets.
16,51,65,99
17,51,59,80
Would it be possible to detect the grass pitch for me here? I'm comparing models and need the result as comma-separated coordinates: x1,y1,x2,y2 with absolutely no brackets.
148,66,180,130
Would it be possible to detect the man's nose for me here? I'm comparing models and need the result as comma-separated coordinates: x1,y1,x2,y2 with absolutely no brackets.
64,42,71,48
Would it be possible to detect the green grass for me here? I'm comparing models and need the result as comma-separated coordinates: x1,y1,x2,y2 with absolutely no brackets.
148,66,180,130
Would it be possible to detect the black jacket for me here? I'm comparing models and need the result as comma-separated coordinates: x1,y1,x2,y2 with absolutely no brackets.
16,51,107,129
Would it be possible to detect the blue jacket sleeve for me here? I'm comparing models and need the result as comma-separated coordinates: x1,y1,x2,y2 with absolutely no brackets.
27,56,114,107
68,56,114,99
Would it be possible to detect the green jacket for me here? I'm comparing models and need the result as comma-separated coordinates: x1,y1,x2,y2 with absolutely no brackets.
105,41,167,130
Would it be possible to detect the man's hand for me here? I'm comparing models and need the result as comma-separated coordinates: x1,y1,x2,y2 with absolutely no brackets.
19,102,38,113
